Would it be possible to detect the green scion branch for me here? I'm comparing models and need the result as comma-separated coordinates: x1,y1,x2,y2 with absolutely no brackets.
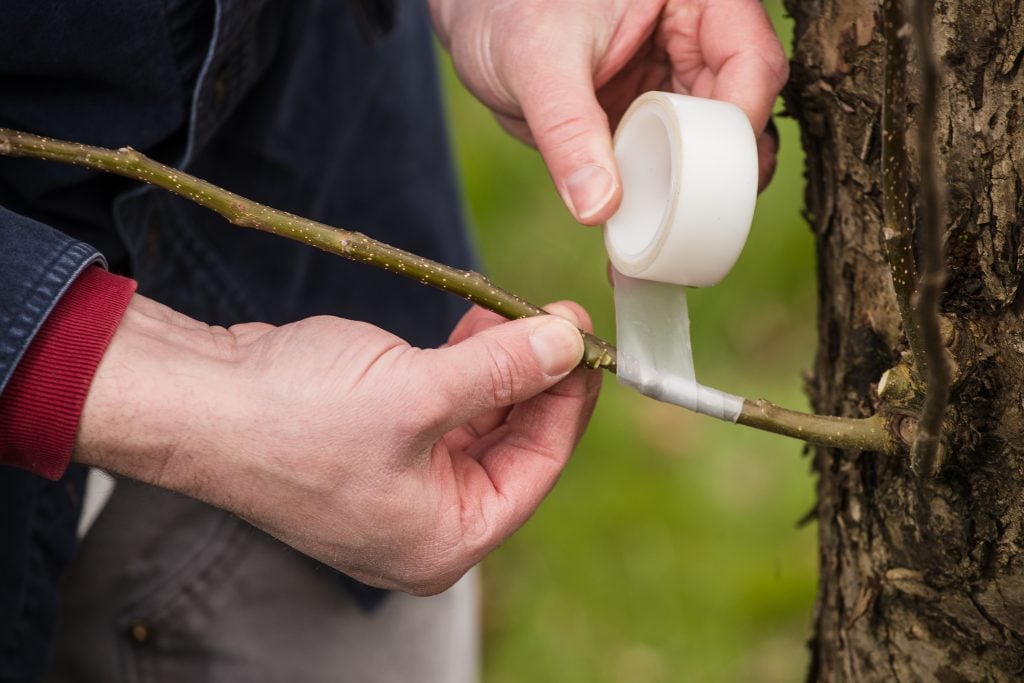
0,127,900,454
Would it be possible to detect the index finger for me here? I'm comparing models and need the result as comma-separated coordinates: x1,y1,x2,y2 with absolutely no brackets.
692,0,789,133
465,364,601,546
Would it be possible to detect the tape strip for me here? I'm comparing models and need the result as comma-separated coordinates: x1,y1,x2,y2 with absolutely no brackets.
613,271,743,421
603,92,758,421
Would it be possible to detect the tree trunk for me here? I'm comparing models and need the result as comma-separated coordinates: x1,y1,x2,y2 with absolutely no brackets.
783,0,1024,680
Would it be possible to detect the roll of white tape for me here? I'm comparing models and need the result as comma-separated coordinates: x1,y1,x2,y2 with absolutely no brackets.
604,92,758,421
604,92,758,285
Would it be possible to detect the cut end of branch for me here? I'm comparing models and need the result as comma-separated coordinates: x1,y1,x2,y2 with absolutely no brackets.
581,332,617,371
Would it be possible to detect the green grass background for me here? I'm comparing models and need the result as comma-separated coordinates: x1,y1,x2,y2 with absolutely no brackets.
440,3,818,680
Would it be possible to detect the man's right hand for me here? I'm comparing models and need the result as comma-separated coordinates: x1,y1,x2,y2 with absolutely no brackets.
75,295,600,595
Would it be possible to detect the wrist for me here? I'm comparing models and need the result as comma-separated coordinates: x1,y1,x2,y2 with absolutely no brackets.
74,294,239,499
0,266,136,479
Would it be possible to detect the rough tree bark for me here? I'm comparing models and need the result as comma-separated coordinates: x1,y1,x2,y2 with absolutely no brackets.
784,0,1024,680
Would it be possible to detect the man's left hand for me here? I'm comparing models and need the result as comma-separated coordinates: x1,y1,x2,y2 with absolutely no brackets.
431,0,789,224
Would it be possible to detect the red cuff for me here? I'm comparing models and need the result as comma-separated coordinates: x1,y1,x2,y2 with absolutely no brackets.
0,267,137,480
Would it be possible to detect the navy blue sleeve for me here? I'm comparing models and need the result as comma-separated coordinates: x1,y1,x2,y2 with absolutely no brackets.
0,206,98,683
0,206,104,395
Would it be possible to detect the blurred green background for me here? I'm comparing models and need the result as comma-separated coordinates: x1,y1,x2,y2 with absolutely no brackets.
439,2,818,681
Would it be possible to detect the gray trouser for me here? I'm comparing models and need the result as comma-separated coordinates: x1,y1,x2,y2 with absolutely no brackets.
44,477,480,683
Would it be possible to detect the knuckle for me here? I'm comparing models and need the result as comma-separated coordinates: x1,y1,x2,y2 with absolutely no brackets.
535,114,596,156
764,49,791,89
484,340,523,406
459,496,493,549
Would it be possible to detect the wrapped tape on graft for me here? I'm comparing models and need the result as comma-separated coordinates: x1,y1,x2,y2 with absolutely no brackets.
604,92,758,422
613,272,744,421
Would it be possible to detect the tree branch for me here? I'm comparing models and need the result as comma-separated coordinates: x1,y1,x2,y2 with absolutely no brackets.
0,127,901,455
908,0,952,475
882,0,927,377
738,401,897,453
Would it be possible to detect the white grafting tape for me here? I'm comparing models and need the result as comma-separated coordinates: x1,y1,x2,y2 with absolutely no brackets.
604,92,758,421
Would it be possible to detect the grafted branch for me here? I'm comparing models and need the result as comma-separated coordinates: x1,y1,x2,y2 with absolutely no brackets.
881,0,926,374
0,127,901,454
908,0,952,475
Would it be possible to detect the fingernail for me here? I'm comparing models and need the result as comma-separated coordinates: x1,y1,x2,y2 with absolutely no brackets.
565,164,615,223
530,318,584,376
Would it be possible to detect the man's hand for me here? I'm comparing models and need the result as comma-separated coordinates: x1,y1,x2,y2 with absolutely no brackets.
432,0,789,223
75,295,600,595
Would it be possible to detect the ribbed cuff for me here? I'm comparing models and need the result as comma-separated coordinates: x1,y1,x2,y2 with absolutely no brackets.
0,267,137,480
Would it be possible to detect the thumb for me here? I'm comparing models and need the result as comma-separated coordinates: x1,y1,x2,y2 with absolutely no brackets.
512,49,621,225
421,315,584,433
